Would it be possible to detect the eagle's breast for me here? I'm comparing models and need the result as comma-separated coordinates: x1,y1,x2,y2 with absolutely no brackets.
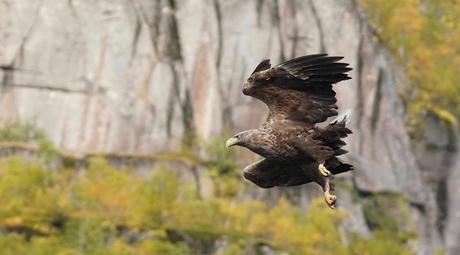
246,125,310,161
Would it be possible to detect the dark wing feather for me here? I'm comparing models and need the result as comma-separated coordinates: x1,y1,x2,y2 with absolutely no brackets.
251,59,271,74
243,159,313,188
242,54,352,125
243,158,352,189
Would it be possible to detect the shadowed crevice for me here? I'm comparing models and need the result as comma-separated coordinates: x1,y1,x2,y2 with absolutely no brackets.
355,27,365,154
371,67,383,133
308,0,326,54
166,0,182,60
212,0,223,68
131,15,143,60
288,0,299,59
272,0,285,61
167,64,195,138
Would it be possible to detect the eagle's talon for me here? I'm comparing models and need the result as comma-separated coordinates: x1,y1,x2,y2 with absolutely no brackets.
324,191,337,209
319,164,331,177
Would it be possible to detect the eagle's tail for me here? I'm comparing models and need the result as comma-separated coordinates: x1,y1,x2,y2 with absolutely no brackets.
320,109,353,154
318,110,353,176
330,109,352,127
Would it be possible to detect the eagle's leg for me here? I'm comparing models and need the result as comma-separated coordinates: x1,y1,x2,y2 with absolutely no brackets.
323,177,337,209
318,163,332,177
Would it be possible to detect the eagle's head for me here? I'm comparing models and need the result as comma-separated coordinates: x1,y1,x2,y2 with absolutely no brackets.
225,130,257,149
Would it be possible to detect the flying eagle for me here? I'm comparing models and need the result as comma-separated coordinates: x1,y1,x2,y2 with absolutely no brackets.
226,54,353,208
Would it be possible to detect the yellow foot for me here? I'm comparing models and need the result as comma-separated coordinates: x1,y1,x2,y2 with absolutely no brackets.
324,191,337,209
318,164,331,177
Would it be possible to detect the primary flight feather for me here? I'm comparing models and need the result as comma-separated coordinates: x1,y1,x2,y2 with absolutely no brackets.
226,54,353,209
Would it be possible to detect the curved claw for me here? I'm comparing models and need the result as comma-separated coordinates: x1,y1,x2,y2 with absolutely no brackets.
319,164,331,177
324,191,337,209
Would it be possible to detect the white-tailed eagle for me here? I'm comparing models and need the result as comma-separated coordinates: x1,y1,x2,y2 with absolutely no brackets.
226,54,353,208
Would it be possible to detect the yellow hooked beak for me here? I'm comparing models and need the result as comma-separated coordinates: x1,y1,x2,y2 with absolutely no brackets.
225,137,239,149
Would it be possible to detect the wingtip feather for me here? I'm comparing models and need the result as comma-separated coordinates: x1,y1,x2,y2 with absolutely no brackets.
252,59,271,74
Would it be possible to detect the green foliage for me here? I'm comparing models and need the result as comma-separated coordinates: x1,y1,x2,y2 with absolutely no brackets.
0,120,421,253
0,119,40,142
0,118,57,162
203,136,239,178
347,231,415,255
337,191,418,255
0,156,192,254
361,192,411,231
361,0,460,130
356,193,417,255
0,156,58,233
134,239,190,255
216,243,245,255
0,152,419,254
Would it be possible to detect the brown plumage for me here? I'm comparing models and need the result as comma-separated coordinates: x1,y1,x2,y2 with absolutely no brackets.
226,54,353,208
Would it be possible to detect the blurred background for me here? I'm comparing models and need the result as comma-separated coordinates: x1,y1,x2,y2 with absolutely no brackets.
0,0,459,254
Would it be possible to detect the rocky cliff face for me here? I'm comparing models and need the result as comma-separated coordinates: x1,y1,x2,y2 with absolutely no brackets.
1,0,458,254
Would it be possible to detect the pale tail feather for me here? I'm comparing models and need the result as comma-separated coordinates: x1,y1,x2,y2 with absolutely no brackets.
330,109,353,126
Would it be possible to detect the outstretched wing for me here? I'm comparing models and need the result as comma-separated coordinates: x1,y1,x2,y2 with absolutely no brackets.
243,159,312,188
242,54,352,125
243,158,353,188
